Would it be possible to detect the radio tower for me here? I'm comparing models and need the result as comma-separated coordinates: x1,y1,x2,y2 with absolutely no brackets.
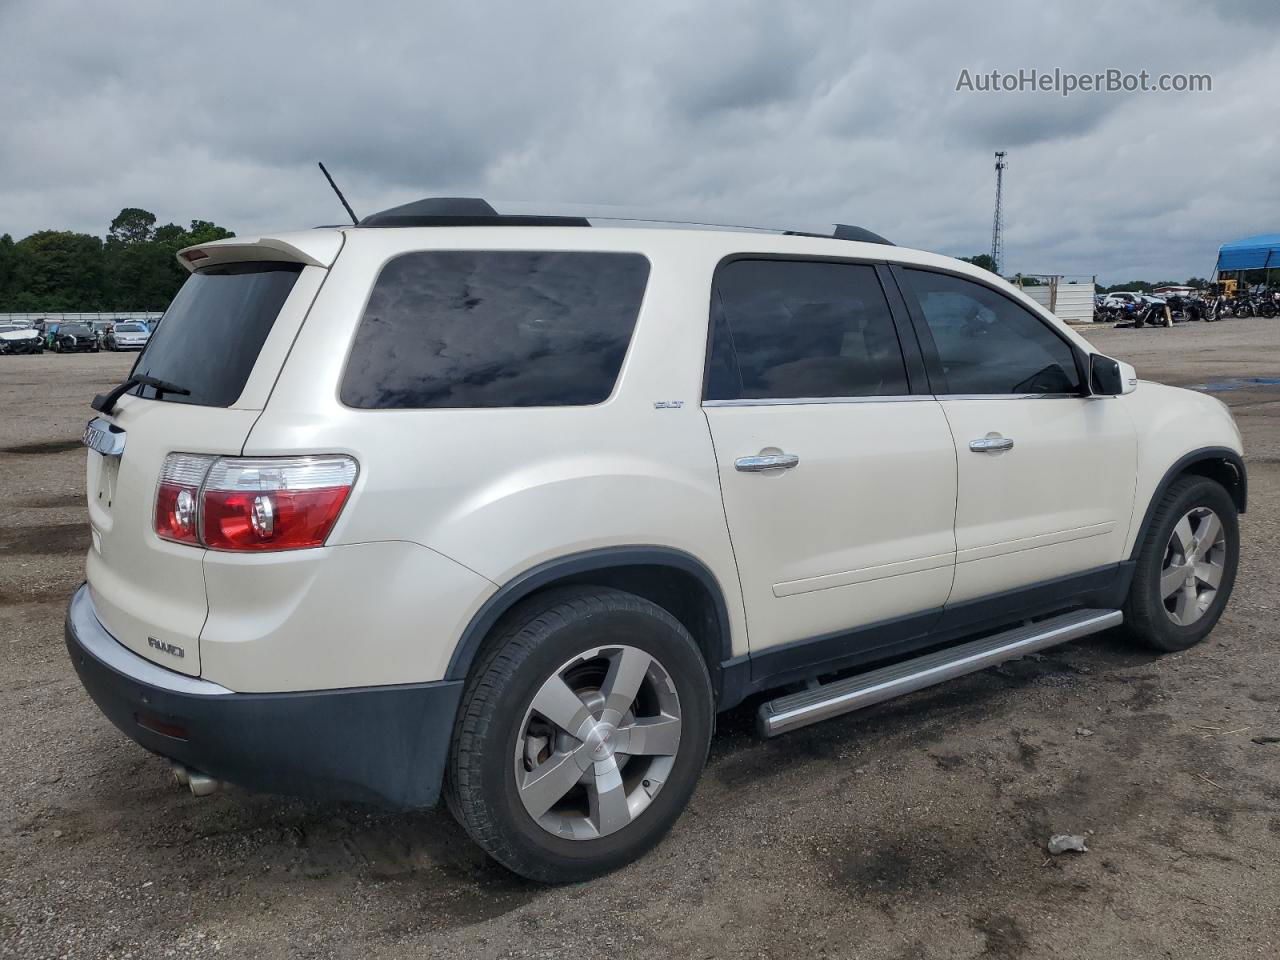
990,151,1007,275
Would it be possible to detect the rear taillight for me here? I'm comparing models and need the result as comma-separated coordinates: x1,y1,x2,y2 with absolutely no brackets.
155,454,216,544
154,454,357,551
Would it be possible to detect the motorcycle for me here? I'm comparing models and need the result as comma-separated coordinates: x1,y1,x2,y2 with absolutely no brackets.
1257,291,1279,319
1136,299,1172,328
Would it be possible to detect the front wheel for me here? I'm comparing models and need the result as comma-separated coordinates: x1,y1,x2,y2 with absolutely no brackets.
446,587,713,883
1122,476,1239,651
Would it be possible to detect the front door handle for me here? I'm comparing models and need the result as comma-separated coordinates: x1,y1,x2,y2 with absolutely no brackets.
969,434,1015,453
735,453,800,472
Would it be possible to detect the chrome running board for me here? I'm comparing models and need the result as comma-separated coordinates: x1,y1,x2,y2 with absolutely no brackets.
757,608,1122,738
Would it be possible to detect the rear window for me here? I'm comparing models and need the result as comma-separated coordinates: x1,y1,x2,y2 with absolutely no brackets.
340,251,649,409
131,262,302,406
115,323,146,332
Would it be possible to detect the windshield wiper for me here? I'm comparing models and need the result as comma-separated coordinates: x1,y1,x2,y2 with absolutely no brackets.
91,374,191,415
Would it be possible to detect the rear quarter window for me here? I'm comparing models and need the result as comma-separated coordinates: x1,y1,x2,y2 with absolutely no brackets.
340,251,650,409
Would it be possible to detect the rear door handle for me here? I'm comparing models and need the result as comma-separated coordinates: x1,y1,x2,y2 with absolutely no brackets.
969,435,1015,453
735,453,800,472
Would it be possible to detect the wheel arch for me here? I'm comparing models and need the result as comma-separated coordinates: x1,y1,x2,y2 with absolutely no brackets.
1129,447,1247,560
445,547,735,700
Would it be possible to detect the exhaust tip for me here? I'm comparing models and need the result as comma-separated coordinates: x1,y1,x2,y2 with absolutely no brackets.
187,772,221,797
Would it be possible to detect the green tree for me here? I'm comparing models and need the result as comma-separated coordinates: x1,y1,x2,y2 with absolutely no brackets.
0,209,235,311
108,207,157,244
186,220,235,245
13,231,105,311
959,253,997,272
0,234,19,307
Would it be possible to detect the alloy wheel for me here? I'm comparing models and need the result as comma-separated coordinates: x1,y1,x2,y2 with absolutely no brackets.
514,645,682,841
1160,507,1227,626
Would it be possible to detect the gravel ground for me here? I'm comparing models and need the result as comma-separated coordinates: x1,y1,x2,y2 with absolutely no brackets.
2,318,1278,959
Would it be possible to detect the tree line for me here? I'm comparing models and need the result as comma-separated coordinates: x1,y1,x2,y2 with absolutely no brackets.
958,253,1211,293
0,208,234,313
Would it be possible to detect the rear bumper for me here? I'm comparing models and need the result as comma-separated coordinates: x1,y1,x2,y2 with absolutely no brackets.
64,584,463,809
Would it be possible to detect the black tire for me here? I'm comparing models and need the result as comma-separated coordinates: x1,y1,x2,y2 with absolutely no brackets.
446,586,714,883
1122,476,1239,652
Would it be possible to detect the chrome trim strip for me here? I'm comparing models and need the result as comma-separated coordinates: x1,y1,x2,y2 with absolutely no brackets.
703,395,929,408
936,393,1082,401
702,393,1085,407
757,608,1122,737
68,584,232,696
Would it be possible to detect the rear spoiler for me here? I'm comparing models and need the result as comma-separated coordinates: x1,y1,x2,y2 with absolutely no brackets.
176,231,344,273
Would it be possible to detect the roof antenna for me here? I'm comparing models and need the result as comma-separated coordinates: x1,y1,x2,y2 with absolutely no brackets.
318,161,359,225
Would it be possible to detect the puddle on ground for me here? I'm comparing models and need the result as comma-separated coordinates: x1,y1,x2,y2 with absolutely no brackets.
1189,376,1280,392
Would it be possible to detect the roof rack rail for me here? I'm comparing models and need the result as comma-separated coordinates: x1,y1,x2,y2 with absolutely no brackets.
354,197,893,245
359,198,589,228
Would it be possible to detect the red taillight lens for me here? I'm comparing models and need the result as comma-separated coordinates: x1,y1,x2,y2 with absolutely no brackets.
154,454,357,551
200,455,357,551
155,454,215,544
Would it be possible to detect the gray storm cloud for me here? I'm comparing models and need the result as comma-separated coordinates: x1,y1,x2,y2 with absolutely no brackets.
0,0,1275,283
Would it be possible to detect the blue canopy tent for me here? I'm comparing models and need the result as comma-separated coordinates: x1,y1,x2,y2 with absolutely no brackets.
1216,234,1280,273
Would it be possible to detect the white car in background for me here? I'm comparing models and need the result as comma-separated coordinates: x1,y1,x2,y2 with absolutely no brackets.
105,322,152,351
0,322,45,354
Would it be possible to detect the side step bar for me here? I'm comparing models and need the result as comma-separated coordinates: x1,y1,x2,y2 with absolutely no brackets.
757,608,1122,737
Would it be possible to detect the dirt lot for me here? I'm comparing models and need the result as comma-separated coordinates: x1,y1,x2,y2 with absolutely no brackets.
2,320,1278,960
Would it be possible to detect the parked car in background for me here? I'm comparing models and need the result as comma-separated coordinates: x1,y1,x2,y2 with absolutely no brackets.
105,322,151,351
1102,291,1143,309
53,323,100,353
0,322,44,354
68,199,1246,883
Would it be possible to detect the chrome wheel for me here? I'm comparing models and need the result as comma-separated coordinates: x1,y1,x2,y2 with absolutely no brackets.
1161,507,1227,626
515,645,681,840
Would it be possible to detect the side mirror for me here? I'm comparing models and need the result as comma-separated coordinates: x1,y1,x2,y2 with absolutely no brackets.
1089,354,1137,396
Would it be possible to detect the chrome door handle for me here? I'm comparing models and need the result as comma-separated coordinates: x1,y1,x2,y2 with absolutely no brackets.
735,453,800,472
969,435,1015,453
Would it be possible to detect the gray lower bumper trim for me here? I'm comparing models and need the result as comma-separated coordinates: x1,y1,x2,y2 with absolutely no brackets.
68,584,232,696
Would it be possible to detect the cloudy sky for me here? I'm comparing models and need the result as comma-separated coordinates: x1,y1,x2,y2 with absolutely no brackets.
2,1,1276,283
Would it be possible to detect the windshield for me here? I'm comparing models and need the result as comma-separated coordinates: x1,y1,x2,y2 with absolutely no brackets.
131,261,303,407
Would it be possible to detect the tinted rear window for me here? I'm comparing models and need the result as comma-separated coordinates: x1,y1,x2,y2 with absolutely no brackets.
705,259,909,400
340,251,649,409
131,262,302,406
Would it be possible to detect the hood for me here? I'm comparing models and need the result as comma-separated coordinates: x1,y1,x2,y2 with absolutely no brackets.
0,328,40,341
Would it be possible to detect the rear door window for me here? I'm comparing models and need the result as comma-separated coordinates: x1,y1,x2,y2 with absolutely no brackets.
340,251,649,408
131,262,303,407
704,259,910,401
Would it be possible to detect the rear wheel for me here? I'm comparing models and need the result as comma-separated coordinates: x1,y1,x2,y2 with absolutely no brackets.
446,587,714,883
1123,476,1239,651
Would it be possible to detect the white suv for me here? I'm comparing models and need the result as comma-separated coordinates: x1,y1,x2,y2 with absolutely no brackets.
67,199,1246,882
